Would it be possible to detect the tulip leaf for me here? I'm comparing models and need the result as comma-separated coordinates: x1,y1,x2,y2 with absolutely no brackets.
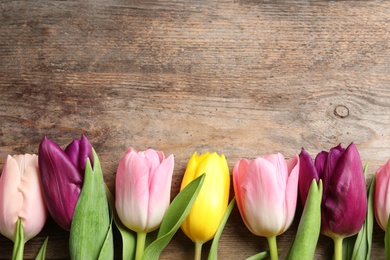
342,236,355,260
12,218,24,260
285,179,322,260
386,213,390,260
350,170,374,260
142,173,205,259
35,237,49,260
104,184,136,260
69,149,113,260
98,214,114,260
208,197,236,260
244,251,269,260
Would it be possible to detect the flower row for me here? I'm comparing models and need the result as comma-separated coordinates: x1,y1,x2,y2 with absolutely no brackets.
0,135,389,260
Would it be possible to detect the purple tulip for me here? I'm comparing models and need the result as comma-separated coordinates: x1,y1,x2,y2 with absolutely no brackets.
299,143,367,238
38,135,93,231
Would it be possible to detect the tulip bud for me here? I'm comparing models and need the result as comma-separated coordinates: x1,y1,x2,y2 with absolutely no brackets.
115,148,174,233
38,135,93,231
299,143,367,260
0,154,48,242
180,152,230,245
233,153,299,238
299,143,367,238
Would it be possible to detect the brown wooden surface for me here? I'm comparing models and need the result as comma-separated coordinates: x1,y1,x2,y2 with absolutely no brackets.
1,0,390,259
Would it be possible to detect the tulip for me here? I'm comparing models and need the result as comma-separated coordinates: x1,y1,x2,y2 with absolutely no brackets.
233,153,299,260
180,152,230,260
374,159,390,231
38,135,93,231
115,147,174,260
0,154,48,242
299,143,367,260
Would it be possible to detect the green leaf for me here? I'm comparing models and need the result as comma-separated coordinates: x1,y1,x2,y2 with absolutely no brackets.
35,237,49,260
12,218,24,260
105,184,136,260
386,212,390,259
98,214,114,260
285,179,323,260
245,251,269,260
142,173,205,259
208,197,236,260
342,235,356,260
351,167,374,260
69,149,114,260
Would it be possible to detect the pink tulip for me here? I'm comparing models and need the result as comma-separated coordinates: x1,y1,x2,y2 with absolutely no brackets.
233,153,299,237
115,148,174,233
374,159,390,231
0,154,48,242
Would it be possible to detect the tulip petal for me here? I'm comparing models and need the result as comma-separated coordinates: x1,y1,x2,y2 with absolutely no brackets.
39,137,83,231
144,149,163,176
65,139,80,170
180,152,210,190
64,135,93,173
283,155,299,233
233,158,250,224
147,154,174,232
314,151,327,179
299,148,319,206
18,155,47,241
0,155,23,241
263,153,288,189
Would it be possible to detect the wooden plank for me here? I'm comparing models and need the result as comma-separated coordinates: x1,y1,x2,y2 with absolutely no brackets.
0,0,389,259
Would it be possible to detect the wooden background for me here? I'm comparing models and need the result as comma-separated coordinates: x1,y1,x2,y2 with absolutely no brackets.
1,0,389,259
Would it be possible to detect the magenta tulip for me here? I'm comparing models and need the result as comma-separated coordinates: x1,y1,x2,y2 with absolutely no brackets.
115,147,174,233
38,135,93,231
374,159,390,231
0,154,48,242
299,143,367,260
233,153,299,260
299,143,367,238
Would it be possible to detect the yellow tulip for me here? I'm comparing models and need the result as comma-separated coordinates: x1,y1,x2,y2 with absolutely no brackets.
180,152,230,259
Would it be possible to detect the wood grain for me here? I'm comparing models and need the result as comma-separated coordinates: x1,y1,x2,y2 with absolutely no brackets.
0,0,389,259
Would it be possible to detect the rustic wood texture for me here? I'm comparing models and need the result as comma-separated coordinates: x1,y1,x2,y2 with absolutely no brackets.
1,0,389,259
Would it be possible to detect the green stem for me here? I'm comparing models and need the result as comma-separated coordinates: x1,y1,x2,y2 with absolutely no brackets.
135,232,147,260
267,236,278,260
333,236,343,260
194,242,203,260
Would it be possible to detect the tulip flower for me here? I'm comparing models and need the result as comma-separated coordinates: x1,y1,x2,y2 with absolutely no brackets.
38,135,93,231
115,147,174,260
0,154,48,259
299,143,367,260
180,152,230,260
233,153,299,260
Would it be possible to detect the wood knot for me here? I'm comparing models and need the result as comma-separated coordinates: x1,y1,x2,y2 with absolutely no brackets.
334,105,349,118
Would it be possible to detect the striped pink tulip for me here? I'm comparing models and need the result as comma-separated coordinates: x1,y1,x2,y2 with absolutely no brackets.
233,153,299,237
115,148,174,233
